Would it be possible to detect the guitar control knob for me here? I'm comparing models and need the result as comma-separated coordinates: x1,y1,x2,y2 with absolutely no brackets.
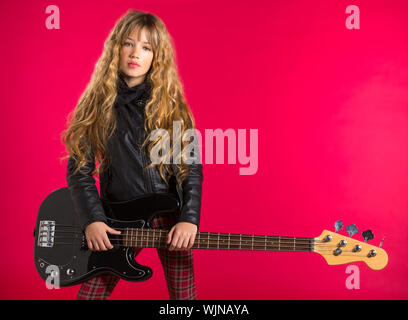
324,235,333,242
339,239,347,247
66,268,75,276
353,244,362,252
333,248,342,256
368,249,377,257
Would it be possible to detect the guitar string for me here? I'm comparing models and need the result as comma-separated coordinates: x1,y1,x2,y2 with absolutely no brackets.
38,240,374,257
39,232,322,246
41,237,318,247
44,241,317,250
39,230,366,247
39,228,376,252
40,237,314,249
41,244,369,256
50,224,325,241
38,232,372,251
39,240,371,253
38,235,369,251
50,224,364,245
39,240,316,251
41,226,369,247
40,228,327,244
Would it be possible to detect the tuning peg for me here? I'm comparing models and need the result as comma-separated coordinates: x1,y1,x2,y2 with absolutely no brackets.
345,224,359,238
379,235,385,248
334,220,343,233
362,230,374,243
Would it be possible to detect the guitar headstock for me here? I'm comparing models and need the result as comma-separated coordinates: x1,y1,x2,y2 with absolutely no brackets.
314,222,388,270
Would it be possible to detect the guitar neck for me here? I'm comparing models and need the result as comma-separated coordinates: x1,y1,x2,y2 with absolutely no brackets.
121,228,315,252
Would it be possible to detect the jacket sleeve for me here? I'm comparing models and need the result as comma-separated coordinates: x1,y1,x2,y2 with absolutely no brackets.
66,152,108,231
177,162,203,229
175,129,204,229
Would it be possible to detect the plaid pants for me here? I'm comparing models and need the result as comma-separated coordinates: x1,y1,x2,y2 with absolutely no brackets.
76,213,197,300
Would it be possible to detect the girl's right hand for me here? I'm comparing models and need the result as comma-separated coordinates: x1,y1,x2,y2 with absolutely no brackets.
85,221,121,251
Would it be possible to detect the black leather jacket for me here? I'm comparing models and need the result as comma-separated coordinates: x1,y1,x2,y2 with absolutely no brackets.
66,75,203,231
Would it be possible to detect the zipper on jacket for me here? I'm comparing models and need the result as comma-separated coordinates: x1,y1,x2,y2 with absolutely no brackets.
141,146,153,194
139,100,153,194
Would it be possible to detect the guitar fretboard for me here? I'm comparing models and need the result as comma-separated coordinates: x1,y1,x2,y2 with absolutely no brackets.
120,228,315,252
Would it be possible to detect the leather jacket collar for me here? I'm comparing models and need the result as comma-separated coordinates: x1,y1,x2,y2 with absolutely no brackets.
117,72,148,104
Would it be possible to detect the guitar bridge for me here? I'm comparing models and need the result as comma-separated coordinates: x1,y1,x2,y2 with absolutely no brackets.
37,220,55,248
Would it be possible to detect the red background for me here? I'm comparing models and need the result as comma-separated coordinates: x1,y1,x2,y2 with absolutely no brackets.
1,0,407,299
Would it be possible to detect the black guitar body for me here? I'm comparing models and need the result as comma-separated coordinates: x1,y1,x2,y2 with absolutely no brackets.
33,187,180,287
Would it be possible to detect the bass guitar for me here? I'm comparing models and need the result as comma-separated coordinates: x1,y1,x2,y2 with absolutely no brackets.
33,188,388,287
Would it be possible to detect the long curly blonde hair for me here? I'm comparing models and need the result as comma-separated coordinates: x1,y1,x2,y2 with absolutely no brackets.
61,9,197,186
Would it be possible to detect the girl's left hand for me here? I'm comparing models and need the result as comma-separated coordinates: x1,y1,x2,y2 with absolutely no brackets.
167,222,198,251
